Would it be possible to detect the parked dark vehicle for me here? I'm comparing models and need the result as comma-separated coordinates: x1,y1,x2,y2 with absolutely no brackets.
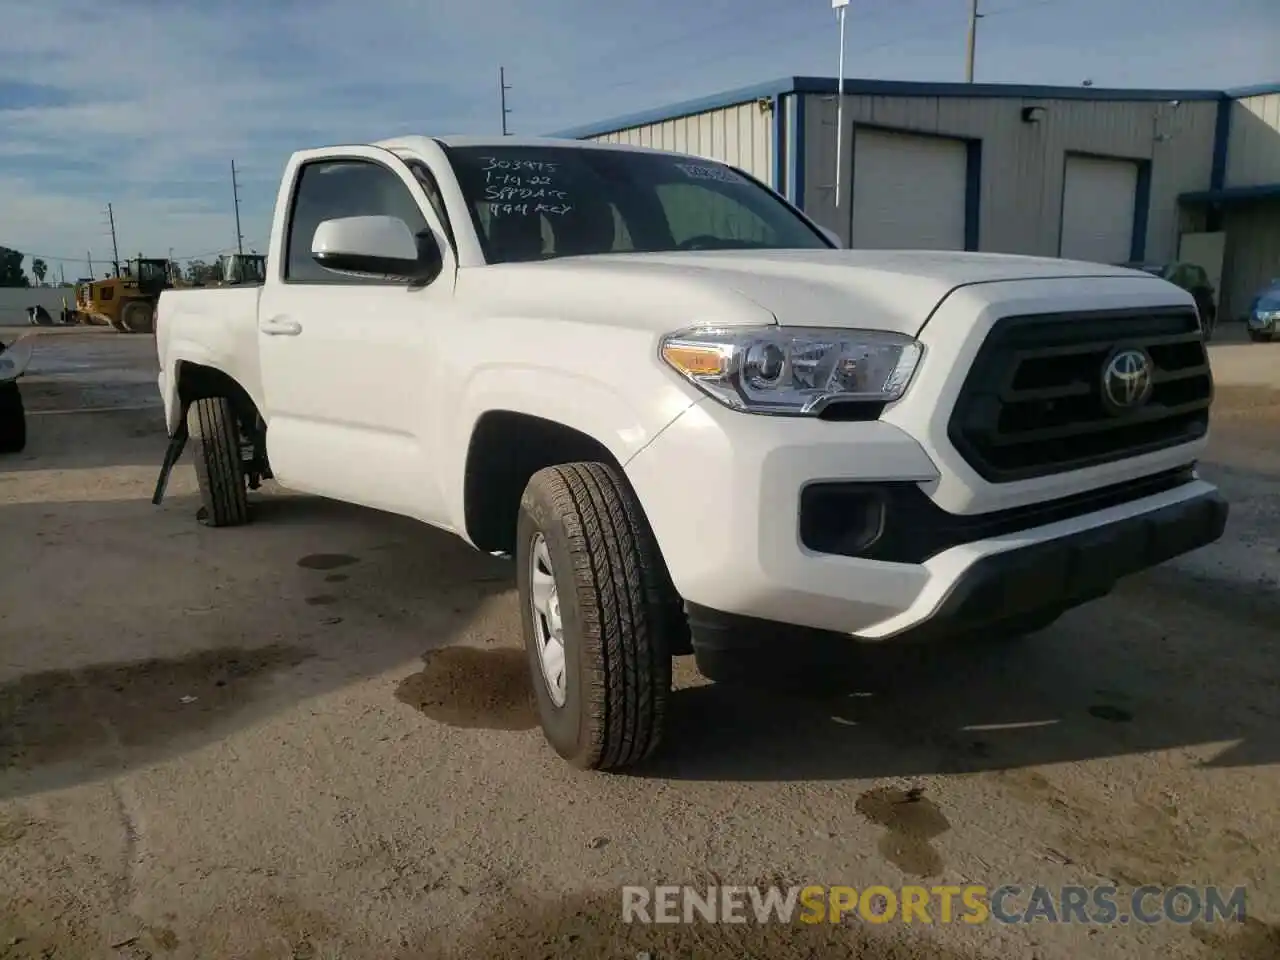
1121,261,1217,340
1245,279,1280,343
0,339,27,454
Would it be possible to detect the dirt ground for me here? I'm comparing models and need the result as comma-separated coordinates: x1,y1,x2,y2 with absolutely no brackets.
0,326,1277,960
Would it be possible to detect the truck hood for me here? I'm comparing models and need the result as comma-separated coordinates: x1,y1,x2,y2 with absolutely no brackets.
464,249,1156,335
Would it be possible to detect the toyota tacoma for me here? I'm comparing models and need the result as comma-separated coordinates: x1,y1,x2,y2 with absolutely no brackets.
152,135,1228,771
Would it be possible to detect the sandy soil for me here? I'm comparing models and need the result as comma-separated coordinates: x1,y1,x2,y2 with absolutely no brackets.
0,327,1277,959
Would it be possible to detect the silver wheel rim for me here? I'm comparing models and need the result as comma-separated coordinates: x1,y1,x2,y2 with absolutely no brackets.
529,533,567,707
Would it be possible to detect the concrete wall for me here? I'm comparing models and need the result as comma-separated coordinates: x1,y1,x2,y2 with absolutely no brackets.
799,93,1219,261
587,100,776,187
1225,93,1280,188
0,287,76,328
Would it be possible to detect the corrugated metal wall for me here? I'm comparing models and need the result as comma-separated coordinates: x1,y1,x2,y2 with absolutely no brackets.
1219,93,1280,318
1225,93,1280,187
799,94,1218,261
587,100,776,187
1221,200,1280,318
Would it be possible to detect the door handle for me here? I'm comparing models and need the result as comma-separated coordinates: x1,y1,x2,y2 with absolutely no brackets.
260,317,302,336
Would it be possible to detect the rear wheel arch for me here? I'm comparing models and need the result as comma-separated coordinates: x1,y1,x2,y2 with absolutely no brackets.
173,361,270,478
175,361,262,434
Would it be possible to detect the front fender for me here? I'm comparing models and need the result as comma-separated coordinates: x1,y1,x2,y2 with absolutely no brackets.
445,353,699,531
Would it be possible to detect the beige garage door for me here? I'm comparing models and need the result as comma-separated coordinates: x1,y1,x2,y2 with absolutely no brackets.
850,129,968,250
1060,155,1138,264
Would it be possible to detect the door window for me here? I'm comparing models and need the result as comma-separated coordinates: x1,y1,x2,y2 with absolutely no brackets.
284,159,430,283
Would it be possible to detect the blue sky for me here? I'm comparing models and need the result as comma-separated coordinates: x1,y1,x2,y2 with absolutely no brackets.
1,0,1276,275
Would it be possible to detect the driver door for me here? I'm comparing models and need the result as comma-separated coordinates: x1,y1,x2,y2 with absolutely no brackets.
256,148,456,523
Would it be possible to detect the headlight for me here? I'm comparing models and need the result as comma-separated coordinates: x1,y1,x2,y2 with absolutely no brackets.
660,325,922,415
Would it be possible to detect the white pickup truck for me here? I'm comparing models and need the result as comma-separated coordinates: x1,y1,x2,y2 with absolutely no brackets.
153,134,1227,771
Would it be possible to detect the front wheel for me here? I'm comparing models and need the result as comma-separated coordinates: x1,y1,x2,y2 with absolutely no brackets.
516,462,680,771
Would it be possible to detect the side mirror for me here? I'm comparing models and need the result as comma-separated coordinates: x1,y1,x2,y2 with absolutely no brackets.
311,215,441,283
0,335,36,384
818,226,842,248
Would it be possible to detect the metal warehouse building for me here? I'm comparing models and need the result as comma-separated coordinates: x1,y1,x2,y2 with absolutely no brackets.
552,76,1280,320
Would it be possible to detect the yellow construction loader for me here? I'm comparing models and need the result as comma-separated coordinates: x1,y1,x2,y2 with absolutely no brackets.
71,257,171,333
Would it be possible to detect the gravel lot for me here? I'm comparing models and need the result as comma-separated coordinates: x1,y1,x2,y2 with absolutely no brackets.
1,325,1277,960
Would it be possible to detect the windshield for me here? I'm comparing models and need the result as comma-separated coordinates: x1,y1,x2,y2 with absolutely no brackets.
224,256,266,284
136,260,168,285
442,145,831,264
1256,287,1280,311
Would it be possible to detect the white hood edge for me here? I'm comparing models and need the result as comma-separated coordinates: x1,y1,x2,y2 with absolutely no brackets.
461,249,1175,336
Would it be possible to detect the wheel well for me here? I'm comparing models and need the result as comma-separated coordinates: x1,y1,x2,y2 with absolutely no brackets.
175,362,260,428
463,411,621,554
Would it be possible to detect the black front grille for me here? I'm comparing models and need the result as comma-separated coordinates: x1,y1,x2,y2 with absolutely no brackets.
949,308,1212,482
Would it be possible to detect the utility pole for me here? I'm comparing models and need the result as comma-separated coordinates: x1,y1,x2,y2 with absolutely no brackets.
88,252,94,277
107,203,120,275
965,0,982,83
499,66,512,135
231,159,245,256
832,0,849,210
59,263,66,284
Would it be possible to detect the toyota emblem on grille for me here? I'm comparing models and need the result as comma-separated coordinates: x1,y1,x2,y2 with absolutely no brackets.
1101,347,1154,413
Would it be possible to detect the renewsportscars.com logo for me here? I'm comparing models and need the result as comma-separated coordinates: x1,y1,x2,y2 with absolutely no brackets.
621,884,1249,926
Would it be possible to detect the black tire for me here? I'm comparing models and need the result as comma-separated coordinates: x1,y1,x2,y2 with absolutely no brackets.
1248,330,1273,343
187,396,249,526
121,300,154,334
517,462,680,771
0,382,25,454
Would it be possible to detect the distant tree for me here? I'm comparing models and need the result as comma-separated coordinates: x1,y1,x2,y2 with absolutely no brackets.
184,259,221,285
31,258,48,285
0,247,31,288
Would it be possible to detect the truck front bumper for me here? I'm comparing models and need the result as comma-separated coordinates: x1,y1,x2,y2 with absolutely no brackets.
624,398,1227,649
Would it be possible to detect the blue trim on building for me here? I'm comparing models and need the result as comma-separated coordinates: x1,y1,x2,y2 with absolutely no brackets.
789,94,806,207
1131,160,1152,261
1223,81,1280,98
965,140,982,251
548,78,798,139
546,75,1231,140
786,76,1223,102
1180,182,1280,204
1210,98,1232,190
771,94,785,196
